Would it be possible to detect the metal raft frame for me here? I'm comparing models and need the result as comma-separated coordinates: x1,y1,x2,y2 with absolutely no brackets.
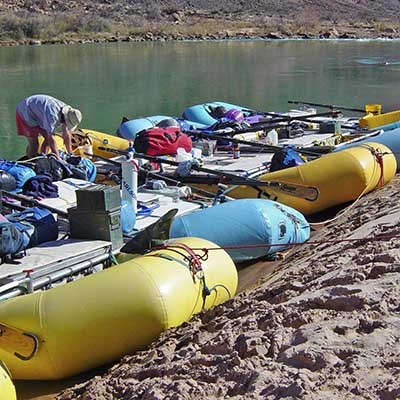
0,240,114,301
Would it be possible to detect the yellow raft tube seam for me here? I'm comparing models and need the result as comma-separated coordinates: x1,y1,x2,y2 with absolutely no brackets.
0,238,237,380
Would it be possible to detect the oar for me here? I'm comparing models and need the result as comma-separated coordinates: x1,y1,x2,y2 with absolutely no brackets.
288,100,366,113
214,110,342,131
182,129,324,158
0,322,39,361
159,173,319,201
98,146,319,201
2,191,69,218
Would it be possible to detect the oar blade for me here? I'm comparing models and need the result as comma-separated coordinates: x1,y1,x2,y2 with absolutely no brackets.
267,181,319,201
0,323,39,361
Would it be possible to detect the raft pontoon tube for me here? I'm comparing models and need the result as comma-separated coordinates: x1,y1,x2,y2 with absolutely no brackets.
49,128,131,159
334,128,400,172
170,199,310,262
182,101,265,127
0,237,237,380
0,361,16,400
198,142,396,215
359,109,400,129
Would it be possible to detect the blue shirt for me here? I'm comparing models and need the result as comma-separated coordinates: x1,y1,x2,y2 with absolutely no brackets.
16,95,66,134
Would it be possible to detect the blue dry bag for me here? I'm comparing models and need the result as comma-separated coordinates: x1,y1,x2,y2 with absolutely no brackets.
0,221,25,261
0,160,36,190
269,145,305,172
7,206,59,248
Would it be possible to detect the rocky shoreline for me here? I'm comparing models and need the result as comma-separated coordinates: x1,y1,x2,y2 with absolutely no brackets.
2,0,400,47
1,24,400,47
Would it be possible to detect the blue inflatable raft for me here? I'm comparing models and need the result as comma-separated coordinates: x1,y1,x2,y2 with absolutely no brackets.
170,199,310,263
118,115,172,139
182,101,266,127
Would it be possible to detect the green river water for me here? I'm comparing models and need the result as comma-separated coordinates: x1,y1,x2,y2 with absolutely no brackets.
1,39,400,399
1,39,400,160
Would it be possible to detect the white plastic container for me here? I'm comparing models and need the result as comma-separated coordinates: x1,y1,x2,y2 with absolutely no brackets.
77,143,93,157
121,158,138,215
175,148,193,162
266,129,279,145
191,148,202,159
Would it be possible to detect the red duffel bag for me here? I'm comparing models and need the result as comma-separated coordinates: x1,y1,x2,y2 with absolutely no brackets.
133,127,192,156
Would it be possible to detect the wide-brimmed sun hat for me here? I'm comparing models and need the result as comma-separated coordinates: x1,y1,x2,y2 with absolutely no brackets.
61,105,82,131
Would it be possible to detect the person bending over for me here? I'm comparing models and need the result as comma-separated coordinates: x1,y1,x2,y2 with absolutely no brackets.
16,94,82,159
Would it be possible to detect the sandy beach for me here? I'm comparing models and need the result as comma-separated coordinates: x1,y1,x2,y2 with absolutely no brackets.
54,175,400,399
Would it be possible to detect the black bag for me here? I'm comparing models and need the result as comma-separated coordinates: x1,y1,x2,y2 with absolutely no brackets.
0,221,25,263
20,154,66,182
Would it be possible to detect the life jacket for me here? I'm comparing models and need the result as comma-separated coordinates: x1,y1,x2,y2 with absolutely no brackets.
0,160,36,190
134,127,192,156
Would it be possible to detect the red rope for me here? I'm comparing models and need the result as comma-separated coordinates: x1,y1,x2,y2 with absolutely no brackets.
372,149,384,187
153,243,204,275
186,232,400,252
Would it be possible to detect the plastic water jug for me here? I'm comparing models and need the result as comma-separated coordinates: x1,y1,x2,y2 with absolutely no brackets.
175,148,193,162
121,200,136,234
266,129,278,145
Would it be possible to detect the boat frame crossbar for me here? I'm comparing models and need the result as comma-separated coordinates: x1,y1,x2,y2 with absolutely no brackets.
0,249,115,301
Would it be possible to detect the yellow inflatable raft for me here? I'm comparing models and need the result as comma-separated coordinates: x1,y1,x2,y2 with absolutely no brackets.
79,129,130,159
0,238,237,381
0,361,16,400
41,128,130,159
203,142,396,215
359,109,400,129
